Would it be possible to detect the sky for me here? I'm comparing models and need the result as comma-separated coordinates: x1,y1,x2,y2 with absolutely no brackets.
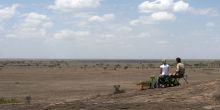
0,0,219,59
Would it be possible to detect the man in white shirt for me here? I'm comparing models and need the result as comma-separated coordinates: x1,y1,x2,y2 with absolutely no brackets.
160,59,169,76
158,59,170,87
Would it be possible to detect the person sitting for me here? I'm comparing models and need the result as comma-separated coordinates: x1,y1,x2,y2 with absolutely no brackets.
170,57,185,86
175,57,185,78
158,59,170,87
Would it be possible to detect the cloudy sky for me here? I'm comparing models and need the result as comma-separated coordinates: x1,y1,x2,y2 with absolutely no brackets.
0,0,219,59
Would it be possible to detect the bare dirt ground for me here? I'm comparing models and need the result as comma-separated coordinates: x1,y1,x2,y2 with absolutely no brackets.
0,60,220,110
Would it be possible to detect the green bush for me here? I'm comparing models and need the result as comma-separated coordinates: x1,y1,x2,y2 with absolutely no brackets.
0,97,19,104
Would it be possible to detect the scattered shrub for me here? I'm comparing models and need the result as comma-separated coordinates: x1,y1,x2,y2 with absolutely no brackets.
124,66,128,70
25,95,32,104
0,97,19,104
113,85,125,94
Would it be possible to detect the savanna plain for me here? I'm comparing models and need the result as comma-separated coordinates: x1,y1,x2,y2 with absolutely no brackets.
0,59,220,110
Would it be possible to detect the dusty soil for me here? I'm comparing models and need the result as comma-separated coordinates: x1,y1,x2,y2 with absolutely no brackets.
0,60,220,110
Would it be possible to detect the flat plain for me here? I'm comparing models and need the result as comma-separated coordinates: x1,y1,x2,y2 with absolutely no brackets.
0,59,220,110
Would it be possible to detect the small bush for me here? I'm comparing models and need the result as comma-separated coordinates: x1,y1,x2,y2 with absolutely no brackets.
113,85,125,94
124,66,128,70
25,95,32,104
0,97,19,104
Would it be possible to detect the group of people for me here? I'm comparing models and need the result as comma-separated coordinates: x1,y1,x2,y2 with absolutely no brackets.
158,57,185,87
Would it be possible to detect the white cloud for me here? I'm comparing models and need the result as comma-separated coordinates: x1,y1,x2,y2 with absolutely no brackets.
206,22,215,27
129,16,153,26
7,12,53,38
0,26,5,36
135,0,180,25
0,25,4,31
173,1,190,12
0,4,19,23
5,34,16,38
22,12,53,29
138,0,173,13
135,32,151,38
88,14,115,22
117,26,133,32
49,0,101,12
54,29,90,40
89,16,105,22
129,11,175,26
156,40,169,44
138,0,191,13
103,14,115,21
133,0,218,26
190,8,218,16
151,11,176,21
129,19,141,26
104,34,115,38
